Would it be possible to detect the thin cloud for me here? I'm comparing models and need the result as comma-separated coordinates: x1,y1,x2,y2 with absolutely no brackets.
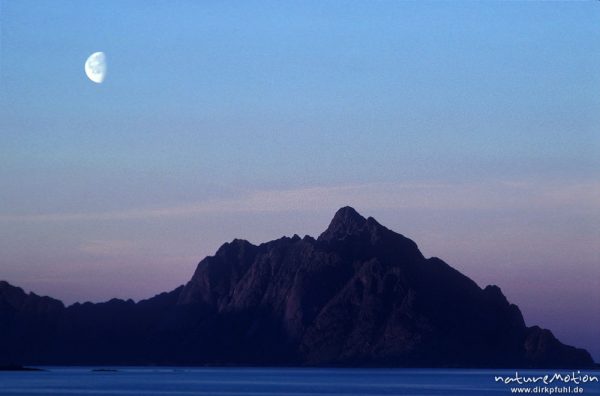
0,180,598,223
79,240,138,256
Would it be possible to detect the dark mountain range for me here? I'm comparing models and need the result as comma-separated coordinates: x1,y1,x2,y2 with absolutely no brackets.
0,207,594,367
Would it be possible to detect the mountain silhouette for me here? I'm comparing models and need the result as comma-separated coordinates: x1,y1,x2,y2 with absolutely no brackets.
0,207,594,367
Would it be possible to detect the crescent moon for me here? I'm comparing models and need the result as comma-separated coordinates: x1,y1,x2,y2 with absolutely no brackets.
85,52,107,84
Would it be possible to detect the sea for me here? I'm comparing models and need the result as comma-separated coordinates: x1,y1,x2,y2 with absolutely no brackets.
0,367,598,396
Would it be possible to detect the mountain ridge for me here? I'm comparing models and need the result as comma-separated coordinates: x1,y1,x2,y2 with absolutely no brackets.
0,207,594,368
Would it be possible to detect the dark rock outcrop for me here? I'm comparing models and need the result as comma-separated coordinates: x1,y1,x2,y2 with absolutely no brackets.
0,207,594,367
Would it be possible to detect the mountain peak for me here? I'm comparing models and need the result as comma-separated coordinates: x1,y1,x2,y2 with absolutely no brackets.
318,206,368,241
0,207,595,368
332,206,366,223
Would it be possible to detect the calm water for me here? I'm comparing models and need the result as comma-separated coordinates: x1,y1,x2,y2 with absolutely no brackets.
0,367,598,396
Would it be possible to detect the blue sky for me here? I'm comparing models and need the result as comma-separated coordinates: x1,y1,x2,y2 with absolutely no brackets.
1,1,599,359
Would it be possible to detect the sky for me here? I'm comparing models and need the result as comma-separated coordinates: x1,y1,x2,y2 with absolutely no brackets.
1,1,599,360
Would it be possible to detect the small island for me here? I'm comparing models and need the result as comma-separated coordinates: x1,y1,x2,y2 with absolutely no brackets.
0,365,44,372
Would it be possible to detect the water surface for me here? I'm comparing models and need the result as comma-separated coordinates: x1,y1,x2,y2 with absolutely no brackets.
1,367,598,396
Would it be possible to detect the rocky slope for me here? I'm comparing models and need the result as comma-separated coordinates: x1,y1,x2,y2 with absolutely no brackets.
0,207,594,367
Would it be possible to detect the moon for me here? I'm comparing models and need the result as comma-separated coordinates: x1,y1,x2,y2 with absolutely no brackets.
84,52,107,84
